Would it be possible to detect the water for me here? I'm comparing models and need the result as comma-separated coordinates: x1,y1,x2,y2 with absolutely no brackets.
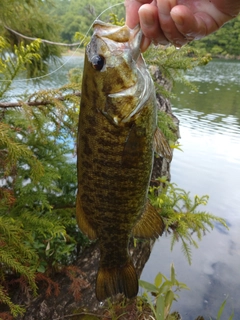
4,54,84,101
141,60,240,319
4,57,240,319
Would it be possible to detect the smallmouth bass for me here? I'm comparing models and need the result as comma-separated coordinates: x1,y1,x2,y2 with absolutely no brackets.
76,20,165,301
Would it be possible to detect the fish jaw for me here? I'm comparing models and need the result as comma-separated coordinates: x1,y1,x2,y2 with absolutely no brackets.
85,21,155,125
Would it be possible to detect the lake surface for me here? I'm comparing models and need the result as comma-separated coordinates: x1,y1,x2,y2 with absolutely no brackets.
141,60,240,320
6,57,240,319
4,54,84,101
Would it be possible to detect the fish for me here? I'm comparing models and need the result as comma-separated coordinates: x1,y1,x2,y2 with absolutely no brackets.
76,20,166,302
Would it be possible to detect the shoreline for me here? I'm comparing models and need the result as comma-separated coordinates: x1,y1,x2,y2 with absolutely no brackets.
61,47,240,61
62,48,85,57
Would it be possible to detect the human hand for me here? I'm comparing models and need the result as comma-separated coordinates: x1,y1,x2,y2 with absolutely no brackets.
125,0,240,51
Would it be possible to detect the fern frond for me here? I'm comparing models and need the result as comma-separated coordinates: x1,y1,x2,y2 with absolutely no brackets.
17,210,66,238
180,237,192,265
149,182,228,264
157,111,178,143
0,248,37,292
0,122,44,180
0,285,25,317
144,45,211,97
0,38,41,98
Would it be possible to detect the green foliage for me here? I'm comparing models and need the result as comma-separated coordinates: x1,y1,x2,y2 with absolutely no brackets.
0,286,25,318
139,264,189,320
157,111,177,143
144,45,211,98
190,15,240,57
48,0,125,43
157,111,181,153
139,267,234,320
0,38,41,98
149,180,228,265
0,0,61,78
209,296,234,320
0,102,87,315
109,13,125,26
0,27,84,317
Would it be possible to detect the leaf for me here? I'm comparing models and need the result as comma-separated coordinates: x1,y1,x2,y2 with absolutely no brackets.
164,290,175,309
217,296,228,320
155,294,165,320
139,280,159,293
177,281,190,290
157,281,173,295
37,265,46,273
154,273,163,288
228,312,234,320
170,264,176,284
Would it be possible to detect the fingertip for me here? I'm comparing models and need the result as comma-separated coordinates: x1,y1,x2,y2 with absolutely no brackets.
170,6,185,26
170,5,207,40
138,4,157,27
140,35,151,52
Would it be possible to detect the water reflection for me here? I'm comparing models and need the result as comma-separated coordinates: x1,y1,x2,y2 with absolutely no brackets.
174,60,240,122
141,60,240,319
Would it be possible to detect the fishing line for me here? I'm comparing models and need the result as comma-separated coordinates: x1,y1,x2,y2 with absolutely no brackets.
0,2,124,84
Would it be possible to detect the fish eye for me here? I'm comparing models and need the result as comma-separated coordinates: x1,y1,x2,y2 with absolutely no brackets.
91,55,105,71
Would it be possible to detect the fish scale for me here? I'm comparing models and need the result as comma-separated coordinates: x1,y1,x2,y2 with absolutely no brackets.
76,20,165,301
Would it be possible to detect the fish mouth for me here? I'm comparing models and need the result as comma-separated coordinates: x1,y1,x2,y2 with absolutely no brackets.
93,20,143,61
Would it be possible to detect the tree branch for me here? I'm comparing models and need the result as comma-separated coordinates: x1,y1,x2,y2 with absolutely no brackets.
4,25,81,47
0,92,81,109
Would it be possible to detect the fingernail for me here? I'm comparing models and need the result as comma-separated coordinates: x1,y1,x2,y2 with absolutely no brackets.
152,38,169,46
140,36,151,52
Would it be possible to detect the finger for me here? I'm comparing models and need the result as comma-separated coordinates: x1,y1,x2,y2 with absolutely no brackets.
170,2,236,40
139,4,169,45
170,6,208,40
125,0,152,28
157,0,188,46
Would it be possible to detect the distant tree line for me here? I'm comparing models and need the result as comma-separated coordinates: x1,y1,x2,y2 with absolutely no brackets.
47,0,125,43
190,15,240,57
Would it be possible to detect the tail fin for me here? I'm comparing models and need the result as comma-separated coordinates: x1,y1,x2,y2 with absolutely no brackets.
96,260,138,301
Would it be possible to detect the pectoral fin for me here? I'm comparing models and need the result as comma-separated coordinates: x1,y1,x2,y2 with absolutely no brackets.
154,128,172,162
76,192,97,240
132,200,165,239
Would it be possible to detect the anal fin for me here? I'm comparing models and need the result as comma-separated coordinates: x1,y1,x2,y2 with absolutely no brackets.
76,192,97,240
132,200,165,239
